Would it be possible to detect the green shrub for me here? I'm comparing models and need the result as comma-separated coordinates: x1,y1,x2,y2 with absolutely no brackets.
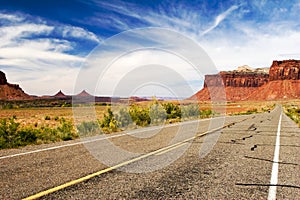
44,115,51,120
56,118,77,140
0,118,21,149
129,105,151,127
18,128,39,144
0,117,78,149
162,102,181,119
77,121,101,136
182,104,200,119
115,107,132,128
149,102,167,124
99,107,118,133
2,103,14,109
200,109,213,118
285,106,300,126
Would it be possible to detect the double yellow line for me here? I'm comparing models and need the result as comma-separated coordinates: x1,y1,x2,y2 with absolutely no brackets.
23,122,233,200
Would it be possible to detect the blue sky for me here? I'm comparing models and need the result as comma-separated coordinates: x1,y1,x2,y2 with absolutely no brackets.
0,0,300,96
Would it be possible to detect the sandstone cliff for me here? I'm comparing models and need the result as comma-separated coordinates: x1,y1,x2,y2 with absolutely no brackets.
204,72,269,88
246,60,300,100
191,69,269,101
269,60,300,80
0,71,32,100
190,60,300,101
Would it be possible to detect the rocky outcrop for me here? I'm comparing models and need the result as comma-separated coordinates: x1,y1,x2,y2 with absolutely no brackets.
0,71,32,100
204,72,269,88
269,60,300,81
0,71,8,85
190,60,300,101
245,60,300,100
53,90,67,98
191,68,269,101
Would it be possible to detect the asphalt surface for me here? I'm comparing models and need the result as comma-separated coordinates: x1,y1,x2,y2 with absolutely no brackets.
0,106,299,199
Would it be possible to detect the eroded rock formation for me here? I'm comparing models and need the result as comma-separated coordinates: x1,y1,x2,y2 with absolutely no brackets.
0,71,32,100
0,71,7,85
269,60,300,81
190,60,300,101
204,72,269,88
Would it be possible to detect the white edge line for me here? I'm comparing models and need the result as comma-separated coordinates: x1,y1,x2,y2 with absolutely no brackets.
267,110,282,200
0,117,219,160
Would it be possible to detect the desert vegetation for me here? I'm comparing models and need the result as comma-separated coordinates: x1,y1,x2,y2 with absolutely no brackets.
0,100,282,149
228,102,275,116
98,101,216,133
0,116,77,149
284,104,300,127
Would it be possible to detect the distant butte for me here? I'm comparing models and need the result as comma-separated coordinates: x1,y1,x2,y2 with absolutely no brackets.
76,90,93,97
53,90,67,98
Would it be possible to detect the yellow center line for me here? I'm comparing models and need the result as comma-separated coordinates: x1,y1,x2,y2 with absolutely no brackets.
155,142,189,156
23,119,244,200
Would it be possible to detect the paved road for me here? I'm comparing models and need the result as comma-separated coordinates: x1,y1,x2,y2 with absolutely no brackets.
0,106,299,199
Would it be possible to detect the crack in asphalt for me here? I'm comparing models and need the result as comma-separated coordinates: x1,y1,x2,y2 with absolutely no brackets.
256,144,300,148
231,135,253,143
244,156,299,166
236,183,300,189
248,124,257,131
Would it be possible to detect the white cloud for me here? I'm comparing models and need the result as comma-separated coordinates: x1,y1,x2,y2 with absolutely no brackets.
86,0,202,36
201,29,300,70
74,28,216,98
80,50,203,97
0,47,84,62
0,23,54,48
0,12,101,95
0,13,24,22
201,5,239,36
60,26,100,43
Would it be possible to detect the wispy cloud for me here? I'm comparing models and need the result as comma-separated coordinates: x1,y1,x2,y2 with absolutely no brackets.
82,0,242,41
81,0,203,36
201,5,239,36
0,12,100,95
0,23,54,47
58,26,100,43
0,13,24,22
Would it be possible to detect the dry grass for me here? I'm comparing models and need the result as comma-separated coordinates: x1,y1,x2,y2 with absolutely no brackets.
282,100,300,127
1,99,298,129
0,106,108,128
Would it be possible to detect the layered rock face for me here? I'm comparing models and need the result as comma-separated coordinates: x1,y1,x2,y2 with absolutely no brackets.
190,59,300,101
204,72,269,88
269,60,300,81
191,69,269,101
247,60,300,100
0,71,32,100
